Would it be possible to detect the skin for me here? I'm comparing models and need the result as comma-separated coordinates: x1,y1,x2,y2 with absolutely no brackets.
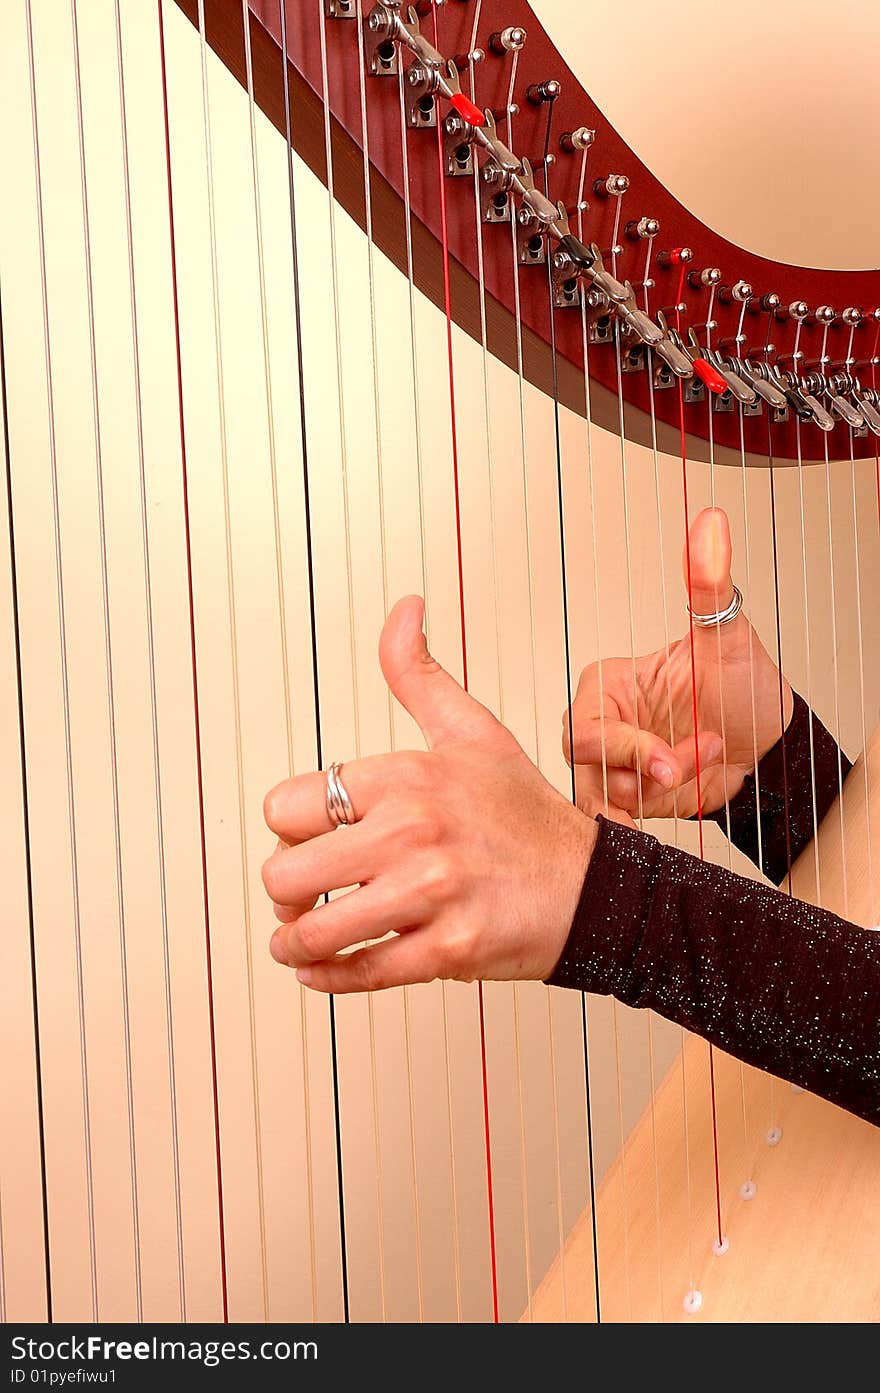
566,506,793,820
263,595,595,992
263,507,792,994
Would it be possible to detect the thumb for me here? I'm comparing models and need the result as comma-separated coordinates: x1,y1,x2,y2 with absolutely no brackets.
379,596,501,748
683,507,737,619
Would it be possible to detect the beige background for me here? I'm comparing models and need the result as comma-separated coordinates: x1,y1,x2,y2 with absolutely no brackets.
1,0,878,1324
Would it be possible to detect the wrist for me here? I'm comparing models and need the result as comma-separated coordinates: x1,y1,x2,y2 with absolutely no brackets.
538,803,599,980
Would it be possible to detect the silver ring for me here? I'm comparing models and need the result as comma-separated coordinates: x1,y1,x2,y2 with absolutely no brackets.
688,583,744,628
325,761,357,828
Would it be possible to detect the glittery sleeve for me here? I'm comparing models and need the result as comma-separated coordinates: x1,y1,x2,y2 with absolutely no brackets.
547,817,880,1126
702,691,852,886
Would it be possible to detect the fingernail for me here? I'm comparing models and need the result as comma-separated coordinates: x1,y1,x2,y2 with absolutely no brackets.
296,967,314,986
707,737,724,763
270,932,288,965
649,759,675,789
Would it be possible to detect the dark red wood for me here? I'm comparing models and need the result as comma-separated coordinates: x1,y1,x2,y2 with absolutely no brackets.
236,0,879,462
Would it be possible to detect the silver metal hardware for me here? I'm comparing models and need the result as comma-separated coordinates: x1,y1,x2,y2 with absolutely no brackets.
632,216,659,239
823,375,865,428
736,359,788,410
491,25,527,52
566,127,595,151
603,174,629,196
854,387,880,436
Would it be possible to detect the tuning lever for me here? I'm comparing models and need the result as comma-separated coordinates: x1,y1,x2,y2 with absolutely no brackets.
690,356,729,395
854,388,880,436
734,360,788,410
701,355,756,404
558,231,595,270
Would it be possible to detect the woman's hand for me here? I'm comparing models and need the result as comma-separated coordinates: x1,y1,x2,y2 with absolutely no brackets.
565,507,793,820
262,597,598,993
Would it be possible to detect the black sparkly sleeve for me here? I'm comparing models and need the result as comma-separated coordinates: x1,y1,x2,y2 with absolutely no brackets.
703,692,851,887
547,817,880,1126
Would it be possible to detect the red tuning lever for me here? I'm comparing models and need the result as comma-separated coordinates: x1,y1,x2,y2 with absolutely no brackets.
691,356,729,395
450,92,486,126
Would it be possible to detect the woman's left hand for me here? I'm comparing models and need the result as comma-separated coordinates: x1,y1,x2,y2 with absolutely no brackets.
262,596,599,993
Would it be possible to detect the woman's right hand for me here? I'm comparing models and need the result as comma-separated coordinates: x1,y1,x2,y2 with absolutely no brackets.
564,507,793,821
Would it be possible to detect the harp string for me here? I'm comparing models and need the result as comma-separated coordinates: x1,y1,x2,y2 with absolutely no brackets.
194,0,272,1316
0,278,53,1323
503,50,551,1322
537,93,578,1325
275,0,321,1324
429,0,500,1324
728,299,763,1169
608,205,653,1323
818,324,850,919
792,341,824,899
674,267,724,1251
640,239,678,1318
314,0,374,1321
574,167,605,1325
468,30,538,1322
702,291,752,1175
843,321,874,914
155,0,229,1322
351,0,397,1323
0,279,53,1314
763,429,787,1137
69,0,145,1319
242,0,324,1321
24,0,99,1319
395,49,454,1327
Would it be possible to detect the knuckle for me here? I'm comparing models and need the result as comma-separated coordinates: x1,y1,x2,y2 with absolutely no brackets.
419,854,459,907
441,931,475,980
400,797,442,848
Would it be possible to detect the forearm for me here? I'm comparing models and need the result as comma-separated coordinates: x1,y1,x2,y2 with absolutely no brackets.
548,817,880,1126
705,692,852,886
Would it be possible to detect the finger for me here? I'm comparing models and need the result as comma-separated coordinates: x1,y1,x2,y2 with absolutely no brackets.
669,731,725,786
379,595,499,748
573,729,723,811
291,934,443,994
566,719,681,791
683,507,738,618
273,901,302,924
272,878,425,967
264,749,424,843
261,820,381,907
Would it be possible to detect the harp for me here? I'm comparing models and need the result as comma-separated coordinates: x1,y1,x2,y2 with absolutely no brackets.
1,0,878,1326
